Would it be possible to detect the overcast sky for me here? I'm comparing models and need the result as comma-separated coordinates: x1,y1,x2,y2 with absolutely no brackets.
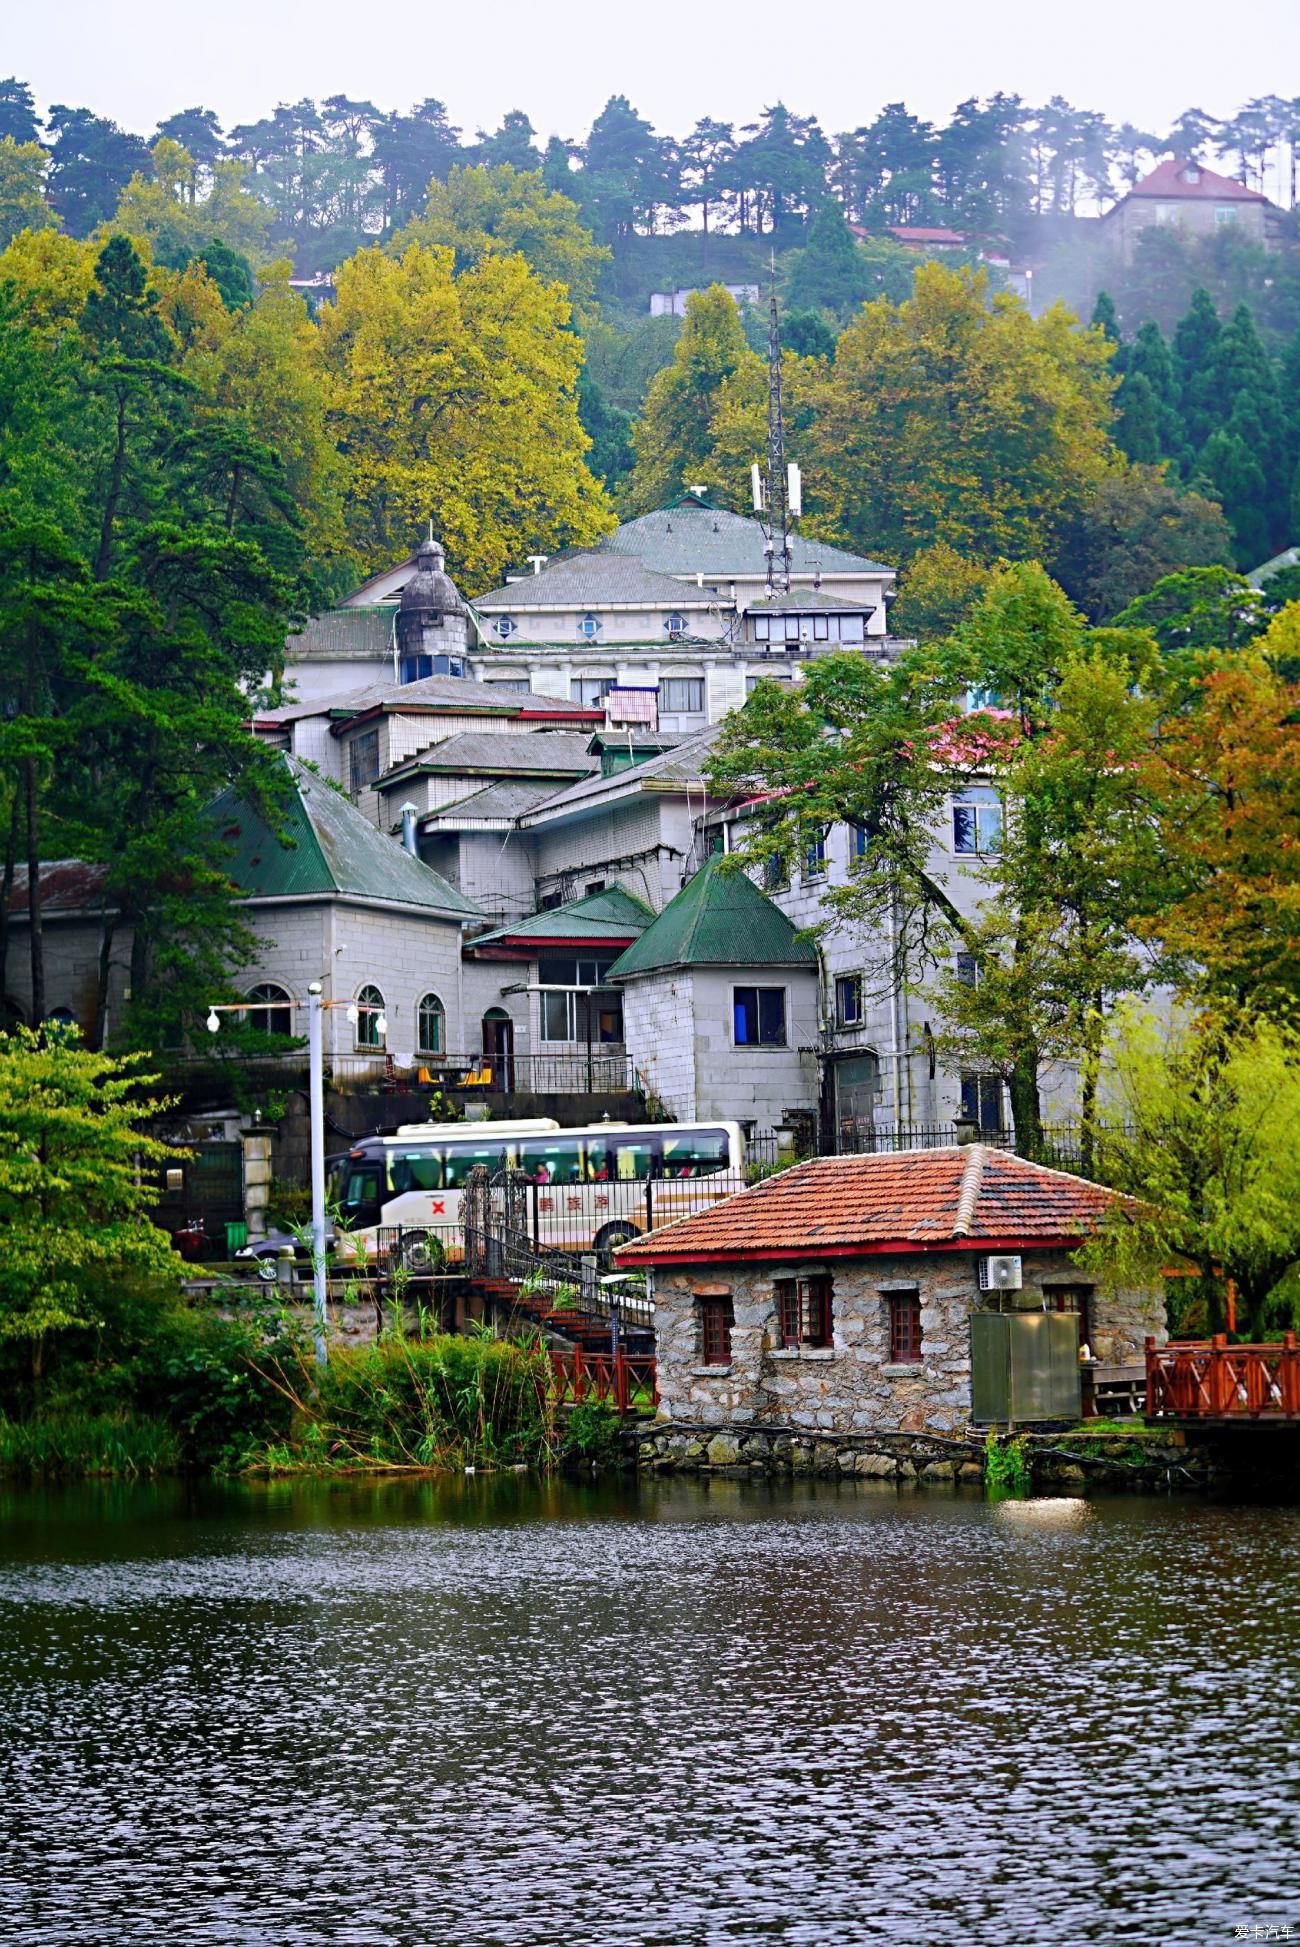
8,0,1296,143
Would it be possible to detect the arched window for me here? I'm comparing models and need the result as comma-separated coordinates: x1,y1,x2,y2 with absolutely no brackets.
354,983,386,1049
416,991,445,1055
245,982,293,1037
493,616,517,639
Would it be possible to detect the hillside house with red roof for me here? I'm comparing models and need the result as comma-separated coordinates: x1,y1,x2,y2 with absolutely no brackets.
1100,157,1279,262
617,1146,1162,1434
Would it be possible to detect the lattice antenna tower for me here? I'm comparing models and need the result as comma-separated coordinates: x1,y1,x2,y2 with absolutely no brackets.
751,254,801,596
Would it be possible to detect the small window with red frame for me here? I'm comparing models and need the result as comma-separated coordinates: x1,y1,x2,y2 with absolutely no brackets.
699,1297,734,1366
888,1291,922,1364
775,1276,833,1349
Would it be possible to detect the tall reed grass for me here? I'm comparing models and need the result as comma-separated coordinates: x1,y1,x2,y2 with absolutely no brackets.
0,1411,183,1477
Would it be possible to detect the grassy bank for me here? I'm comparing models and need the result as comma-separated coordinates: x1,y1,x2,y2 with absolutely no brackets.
242,1332,570,1474
0,1298,623,1479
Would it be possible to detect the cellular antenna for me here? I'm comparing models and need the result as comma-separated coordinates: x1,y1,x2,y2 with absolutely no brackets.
761,252,794,597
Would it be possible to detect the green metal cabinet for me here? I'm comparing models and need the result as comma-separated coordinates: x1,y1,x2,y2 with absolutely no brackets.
970,1310,1081,1424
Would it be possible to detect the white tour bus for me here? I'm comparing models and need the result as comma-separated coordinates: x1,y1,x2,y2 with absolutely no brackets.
334,1116,746,1265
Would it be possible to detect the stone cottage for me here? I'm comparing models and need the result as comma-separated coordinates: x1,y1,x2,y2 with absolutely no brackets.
616,1146,1163,1434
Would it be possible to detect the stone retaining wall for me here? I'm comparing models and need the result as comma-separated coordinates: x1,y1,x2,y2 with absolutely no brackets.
629,1421,1219,1491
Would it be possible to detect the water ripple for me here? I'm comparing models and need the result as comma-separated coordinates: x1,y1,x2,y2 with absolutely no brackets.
0,1477,1295,1946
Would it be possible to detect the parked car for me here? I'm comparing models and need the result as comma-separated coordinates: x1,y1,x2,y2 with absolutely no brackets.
234,1227,335,1281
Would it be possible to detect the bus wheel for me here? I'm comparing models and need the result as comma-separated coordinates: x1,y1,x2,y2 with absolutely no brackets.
594,1222,639,1267
397,1230,445,1277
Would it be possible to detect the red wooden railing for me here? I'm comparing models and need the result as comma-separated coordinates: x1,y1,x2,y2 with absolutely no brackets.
1145,1333,1300,1421
549,1346,658,1416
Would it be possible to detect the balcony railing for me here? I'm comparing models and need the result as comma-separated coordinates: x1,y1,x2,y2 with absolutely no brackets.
176,1048,636,1097
1146,1335,1300,1422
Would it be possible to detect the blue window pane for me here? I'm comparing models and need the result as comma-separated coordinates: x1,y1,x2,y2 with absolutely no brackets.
953,804,977,853
734,989,757,1043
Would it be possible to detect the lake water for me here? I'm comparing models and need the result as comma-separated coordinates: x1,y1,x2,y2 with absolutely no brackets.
0,1474,1295,1947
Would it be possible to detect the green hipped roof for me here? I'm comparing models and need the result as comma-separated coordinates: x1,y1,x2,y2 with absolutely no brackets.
605,855,819,981
209,757,482,920
472,884,656,950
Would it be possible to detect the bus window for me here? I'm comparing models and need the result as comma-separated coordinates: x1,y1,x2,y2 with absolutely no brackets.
519,1137,585,1184
441,1145,509,1188
612,1136,661,1181
388,1148,443,1193
662,1129,731,1177
340,1163,384,1226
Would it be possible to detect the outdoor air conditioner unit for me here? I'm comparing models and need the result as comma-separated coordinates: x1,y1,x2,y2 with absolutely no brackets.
979,1254,1023,1292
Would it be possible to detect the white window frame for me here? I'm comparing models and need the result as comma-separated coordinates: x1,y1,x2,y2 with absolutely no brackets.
416,991,445,1055
354,983,386,1051
660,676,705,714
835,973,864,1028
803,830,828,882
492,616,517,639
577,614,602,641
951,785,1003,857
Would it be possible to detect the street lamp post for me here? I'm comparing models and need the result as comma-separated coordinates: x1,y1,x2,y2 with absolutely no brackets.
307,981,327,1367
207,988,386,1370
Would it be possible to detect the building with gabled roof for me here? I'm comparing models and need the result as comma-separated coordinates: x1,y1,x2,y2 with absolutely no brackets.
1101,156,1279,261
615,1145,1162,1436
605,854,821,1132
4,758,484,1069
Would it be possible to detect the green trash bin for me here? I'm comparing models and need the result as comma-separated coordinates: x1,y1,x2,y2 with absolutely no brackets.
225,1220,249,1259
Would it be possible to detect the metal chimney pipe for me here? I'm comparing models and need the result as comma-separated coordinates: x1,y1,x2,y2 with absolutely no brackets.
399,802,419,856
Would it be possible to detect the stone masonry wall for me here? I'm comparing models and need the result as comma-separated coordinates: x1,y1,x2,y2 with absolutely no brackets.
651,1248,1164,1437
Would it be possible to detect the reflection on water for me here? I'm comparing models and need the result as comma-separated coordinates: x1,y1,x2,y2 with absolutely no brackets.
0,1474,1296,1945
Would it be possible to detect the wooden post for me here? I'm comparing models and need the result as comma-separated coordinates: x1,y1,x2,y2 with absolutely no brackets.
1211,1333,1229,1416
1283,1332,1299,1418
573,1342,585,1403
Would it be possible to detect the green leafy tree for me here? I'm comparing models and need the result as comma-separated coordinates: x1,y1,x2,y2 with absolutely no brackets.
624,284,758,513
110,140,274,268
783,197,875,317
1112,564,1266,652
582,95,670,243
0,138,53,249
0,78,40,146
731,102,831,235
154,107,225,174
708,563,1155,1147
801,263,1118,572
473,110,539,173
1082,1011,1300,1337
367,99,463,233
0,1026,183,1380
1055,465,1233,621
45,105,149,237
394,162,610,321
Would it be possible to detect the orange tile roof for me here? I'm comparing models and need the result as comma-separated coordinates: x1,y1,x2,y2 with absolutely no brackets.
616,1145,1120,1266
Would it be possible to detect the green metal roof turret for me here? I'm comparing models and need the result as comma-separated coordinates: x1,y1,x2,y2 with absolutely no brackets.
605,854,818,981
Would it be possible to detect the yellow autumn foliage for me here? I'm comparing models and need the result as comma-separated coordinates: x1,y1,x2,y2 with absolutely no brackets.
315,242,613,589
